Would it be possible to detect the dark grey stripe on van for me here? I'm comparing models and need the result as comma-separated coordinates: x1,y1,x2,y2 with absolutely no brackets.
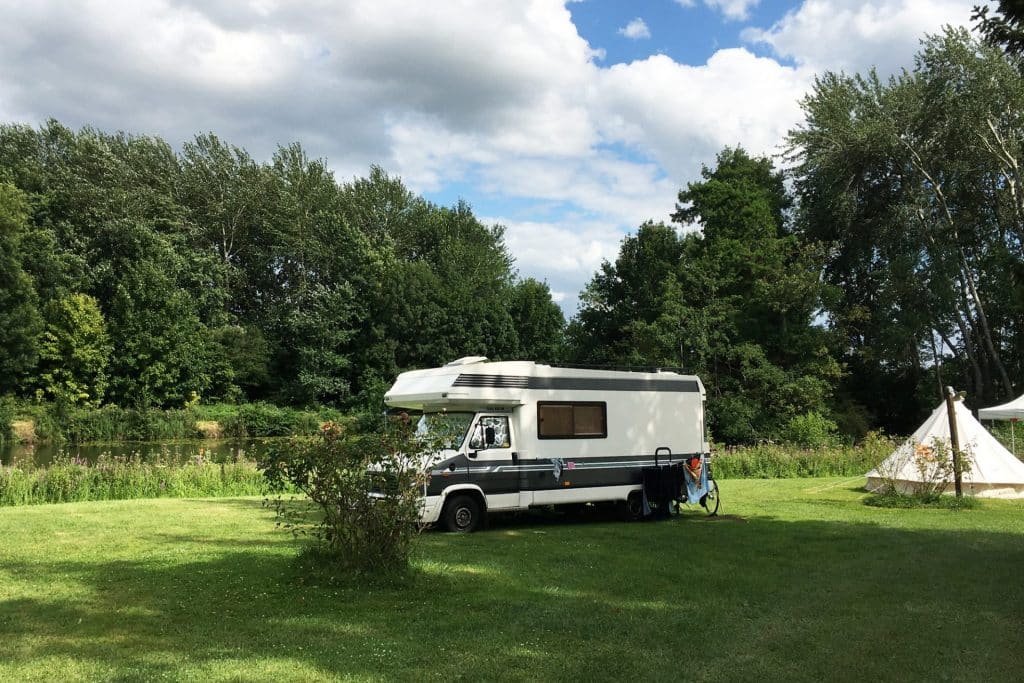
452,374,700,392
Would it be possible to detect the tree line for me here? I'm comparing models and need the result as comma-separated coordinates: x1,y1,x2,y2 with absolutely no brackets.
0,127,565,410
1,26,1022,442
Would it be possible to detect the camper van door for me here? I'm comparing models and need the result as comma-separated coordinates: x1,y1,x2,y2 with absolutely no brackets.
468,414,520,510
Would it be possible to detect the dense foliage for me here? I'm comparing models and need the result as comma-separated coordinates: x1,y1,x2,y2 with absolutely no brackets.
787,28,1024,434
568,149,840,442
0,127,564,409
2,27,1023,444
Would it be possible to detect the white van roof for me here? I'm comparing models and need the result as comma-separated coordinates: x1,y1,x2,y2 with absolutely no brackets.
384,359,703,410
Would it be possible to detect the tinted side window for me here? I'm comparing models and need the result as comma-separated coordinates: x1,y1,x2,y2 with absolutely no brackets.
538,402,607,439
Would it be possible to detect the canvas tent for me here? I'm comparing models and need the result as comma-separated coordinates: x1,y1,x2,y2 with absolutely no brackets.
865,401,1024,499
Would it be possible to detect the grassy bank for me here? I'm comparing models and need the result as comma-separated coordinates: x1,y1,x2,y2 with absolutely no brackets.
0,480,1021,680
10,401,346,444
712,434,895,478
0,455,271,506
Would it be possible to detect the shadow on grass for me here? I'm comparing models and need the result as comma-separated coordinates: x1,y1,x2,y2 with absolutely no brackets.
1,516,1023,681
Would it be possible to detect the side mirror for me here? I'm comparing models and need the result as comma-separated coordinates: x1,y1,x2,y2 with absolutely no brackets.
468,426,483,450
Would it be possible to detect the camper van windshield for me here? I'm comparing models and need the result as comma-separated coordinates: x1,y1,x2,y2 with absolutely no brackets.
416,412,474,450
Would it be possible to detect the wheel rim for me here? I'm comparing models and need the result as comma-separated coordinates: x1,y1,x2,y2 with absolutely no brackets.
455,506,473,529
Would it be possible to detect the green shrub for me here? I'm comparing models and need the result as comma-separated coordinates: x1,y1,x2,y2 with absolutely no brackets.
782,411,840,449
262,421,432,576
220,403,322,438
20,403,199,443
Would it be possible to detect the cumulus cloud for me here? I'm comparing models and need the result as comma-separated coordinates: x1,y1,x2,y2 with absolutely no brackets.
675,0,760,21
491,217,629,313
705,0,761,21
743,0,974,76
0,0,978,312
618,18,651,40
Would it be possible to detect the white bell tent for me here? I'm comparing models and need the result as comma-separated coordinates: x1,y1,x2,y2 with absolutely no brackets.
979,394,1024,455
865,400,1024,499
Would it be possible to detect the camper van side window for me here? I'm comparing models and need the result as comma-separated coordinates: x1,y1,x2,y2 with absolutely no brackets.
537,402,607,439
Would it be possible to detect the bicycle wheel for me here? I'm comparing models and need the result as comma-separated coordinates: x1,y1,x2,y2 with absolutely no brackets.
700,479,720,516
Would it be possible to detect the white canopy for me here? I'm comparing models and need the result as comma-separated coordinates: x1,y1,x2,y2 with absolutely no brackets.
978,394,1024,421
866,401,1024,499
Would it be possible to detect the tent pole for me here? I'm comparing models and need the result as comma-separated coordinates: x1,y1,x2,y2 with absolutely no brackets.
945,387,963,498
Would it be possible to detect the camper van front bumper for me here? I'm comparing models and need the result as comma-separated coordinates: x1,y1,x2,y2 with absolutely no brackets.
419,494,444,524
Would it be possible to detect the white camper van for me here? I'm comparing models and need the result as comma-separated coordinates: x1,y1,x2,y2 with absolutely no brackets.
384,357,711,532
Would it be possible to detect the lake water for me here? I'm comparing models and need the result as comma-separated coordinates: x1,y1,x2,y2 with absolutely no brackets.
0,438,283,468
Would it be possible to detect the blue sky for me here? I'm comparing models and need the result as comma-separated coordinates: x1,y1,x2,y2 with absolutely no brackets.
0,0,980,314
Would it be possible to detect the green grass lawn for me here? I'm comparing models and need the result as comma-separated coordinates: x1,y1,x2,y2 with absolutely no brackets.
1,479,1022,681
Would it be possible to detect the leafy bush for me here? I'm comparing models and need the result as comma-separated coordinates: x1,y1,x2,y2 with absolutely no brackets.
261,420,432,576
21,402,199,443
782,411,839,449
870,436,974,504
219,403,322,438
0,452,271,506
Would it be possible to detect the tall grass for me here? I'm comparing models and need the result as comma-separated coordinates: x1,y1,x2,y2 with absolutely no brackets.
0,453,273,506
13,401,347,444
711,433,895,479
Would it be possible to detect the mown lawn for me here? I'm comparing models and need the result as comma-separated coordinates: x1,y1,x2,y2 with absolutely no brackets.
0,479,1021,681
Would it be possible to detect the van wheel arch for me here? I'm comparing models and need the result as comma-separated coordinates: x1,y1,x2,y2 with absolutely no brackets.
441,490,487,533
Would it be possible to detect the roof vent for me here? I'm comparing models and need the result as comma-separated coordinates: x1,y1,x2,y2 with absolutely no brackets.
445,356,489,367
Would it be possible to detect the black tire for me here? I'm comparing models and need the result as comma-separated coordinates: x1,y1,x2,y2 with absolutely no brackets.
442,494,483,533
624,490,644,521
700,480,720,516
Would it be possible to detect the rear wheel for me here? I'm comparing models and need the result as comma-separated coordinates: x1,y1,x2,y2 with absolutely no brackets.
442,494,483,533
624,490,644,521
700,480,720,516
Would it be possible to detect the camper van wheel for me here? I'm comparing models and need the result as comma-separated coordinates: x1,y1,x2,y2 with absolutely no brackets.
624,491,644,521
700,480,720,516
443,494,482,533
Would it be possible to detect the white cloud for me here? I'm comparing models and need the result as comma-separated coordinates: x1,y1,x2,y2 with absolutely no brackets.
594,50,813,183
488,216,628,314
0,0,979,312
618,18,651,40
674,0,760,21
743,0,974,76
704,0,761,21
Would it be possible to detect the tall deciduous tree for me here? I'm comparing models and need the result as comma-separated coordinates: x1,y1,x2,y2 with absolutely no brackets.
974,1,1024,57
0,182,42,392
35,293,111,405
509,278,566,362
570,150,838,443
788,28,1024,428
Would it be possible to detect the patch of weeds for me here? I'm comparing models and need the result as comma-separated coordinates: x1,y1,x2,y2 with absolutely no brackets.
864,492,977,510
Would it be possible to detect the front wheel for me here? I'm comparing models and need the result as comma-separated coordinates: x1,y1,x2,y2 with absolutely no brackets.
442,494,483,533
700,480,720,516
